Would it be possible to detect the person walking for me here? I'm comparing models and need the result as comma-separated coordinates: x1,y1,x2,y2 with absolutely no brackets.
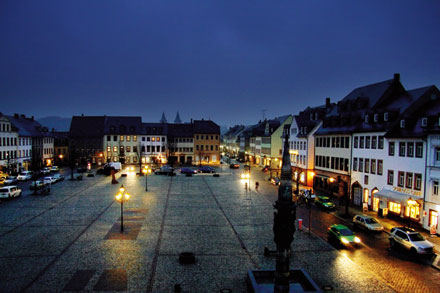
255,181,259,191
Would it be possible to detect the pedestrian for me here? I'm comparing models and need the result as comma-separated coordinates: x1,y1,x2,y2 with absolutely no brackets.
255,181,259,190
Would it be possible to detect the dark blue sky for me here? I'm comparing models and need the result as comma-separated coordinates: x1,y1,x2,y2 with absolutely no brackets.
1,1,439,126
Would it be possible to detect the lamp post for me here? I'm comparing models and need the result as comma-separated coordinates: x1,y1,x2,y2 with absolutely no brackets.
407,197,417,229
115,184,130,232
142,167,152,192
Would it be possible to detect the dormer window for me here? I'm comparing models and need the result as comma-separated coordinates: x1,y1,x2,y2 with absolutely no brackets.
400,120,405,128
310,113,313,120
422,117,428,127
384,112,389,122
374,114,378,122
315,112,318,120
365,114,369,123
304,127,307,133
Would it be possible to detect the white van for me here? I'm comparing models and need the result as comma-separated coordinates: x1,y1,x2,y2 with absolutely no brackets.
108,162,122,171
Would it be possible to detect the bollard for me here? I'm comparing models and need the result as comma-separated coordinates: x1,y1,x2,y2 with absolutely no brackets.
298,219,303,231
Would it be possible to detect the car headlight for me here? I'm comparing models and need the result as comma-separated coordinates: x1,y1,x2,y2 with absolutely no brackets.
341,238,349,244
354,237,361,243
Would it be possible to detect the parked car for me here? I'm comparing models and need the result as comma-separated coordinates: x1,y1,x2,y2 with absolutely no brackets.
52,174,65,182
198,166,215,173
17,171,33,181
328,224,361,247
353,215,384,232
181,167,197,175
43,176,57,184
154,166,174,175
229,163,240,169
3,176,18,186
0,171,9,179
51,166,60,172
0,178,5,185
30,181,47,190
389,227,434,256
76,167,87,173
261,165,270,172
0,185,22,199
315,195,336,210
41,167,51,175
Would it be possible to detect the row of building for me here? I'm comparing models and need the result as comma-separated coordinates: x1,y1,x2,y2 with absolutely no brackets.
0,112,222,175
223,73,440,234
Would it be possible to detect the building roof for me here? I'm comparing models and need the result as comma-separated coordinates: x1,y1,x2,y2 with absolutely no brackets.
193,120,220,134
69,116,106,138
103,116,142,134
168,123,194,138
142,123,168,135
6,114,49,137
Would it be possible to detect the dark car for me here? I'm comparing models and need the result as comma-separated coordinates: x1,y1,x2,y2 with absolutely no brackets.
270,177,280,186
3,176,18,186
96,165,115,176
77,167,87,173
198,166,215,173
181,167,197,175
229,163,240,169
154,166,174,175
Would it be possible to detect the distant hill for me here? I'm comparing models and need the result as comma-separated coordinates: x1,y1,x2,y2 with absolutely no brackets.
37,116,71,132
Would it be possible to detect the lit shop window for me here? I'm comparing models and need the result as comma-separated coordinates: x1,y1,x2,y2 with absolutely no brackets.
389,202,401,214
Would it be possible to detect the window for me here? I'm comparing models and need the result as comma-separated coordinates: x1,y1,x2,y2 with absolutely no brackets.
372,136,377,149
365,159,370,173
201,145,204,151
126,136,131,142
378,160,383,175
107,146,111,152
142,137,145,141
434,181,439,195
379,136,384,149
371,159,376,174
405,142,414,157
374,114,379,122
365,114,369,123
107,136,111,141
399,142,405,157
422,117,428,127
133,146,138,153
389,202,401,214
147,145,151,152
126,146,131,152
354,137,358,148
406,173,413,189
384,112,389,122
366,136,370,149
120,136,124,142
156,146,160,152
113,146,117,152
360,136,364,148
359,158,364,172
389,142,395,156
400,120,405,128
398,171,404,187
157,137,160,142
436,148,440,162
353,158,358,171
364,175,369,185
211,145,213,151
387,170,394,185
151,137,155,142
415,174,422,190
133,136,137,142
416,142,423,158
147,137,151,142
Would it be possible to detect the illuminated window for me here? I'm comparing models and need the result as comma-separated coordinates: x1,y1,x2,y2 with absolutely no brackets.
389,202,401,214
126,136,131,142
120,136,124,142
133,136,137,142
113,146,117,152
157,137,160,142
126,146,131,152
405,204,420,219
363,189,369,203
430,210,438,228
152,137,156,142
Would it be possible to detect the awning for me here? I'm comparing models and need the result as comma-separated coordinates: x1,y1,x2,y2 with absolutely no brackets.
374,189,422,207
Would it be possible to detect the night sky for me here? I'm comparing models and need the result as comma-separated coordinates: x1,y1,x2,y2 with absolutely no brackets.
1,1,439,126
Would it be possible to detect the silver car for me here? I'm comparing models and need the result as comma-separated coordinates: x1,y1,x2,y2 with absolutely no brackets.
389,227,434,255
353,215,384,232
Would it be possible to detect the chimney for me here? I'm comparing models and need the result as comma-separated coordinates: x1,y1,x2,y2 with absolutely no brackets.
326,97,331,108
394,73,400,82
52,128,55,132
14,113,19,118
31,116,34,120
21,114,25,118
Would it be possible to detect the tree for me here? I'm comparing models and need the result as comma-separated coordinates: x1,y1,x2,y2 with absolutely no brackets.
166,138,178,167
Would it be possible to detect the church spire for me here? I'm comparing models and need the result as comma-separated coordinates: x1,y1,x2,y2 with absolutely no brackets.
174,111,182,124
160,112,167,123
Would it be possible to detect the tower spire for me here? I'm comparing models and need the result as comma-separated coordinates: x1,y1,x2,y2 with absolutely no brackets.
174,111,182,124
160,112,167,123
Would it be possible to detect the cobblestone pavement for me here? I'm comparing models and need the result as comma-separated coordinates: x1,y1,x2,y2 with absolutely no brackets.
0,165,398,292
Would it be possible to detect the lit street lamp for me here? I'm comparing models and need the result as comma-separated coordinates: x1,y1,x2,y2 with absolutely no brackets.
142,166,152,192
115,185,130,232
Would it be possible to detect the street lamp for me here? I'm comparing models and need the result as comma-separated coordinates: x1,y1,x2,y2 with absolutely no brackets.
142,166,152,192
115,184,130,232
407,197,417,228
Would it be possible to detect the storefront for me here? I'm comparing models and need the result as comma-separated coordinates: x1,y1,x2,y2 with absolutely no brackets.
374,189,422,226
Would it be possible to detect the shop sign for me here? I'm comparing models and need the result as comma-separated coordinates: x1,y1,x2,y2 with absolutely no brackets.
392,187,422,197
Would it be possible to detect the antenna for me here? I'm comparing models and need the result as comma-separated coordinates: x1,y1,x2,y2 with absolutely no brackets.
261,109,267,120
